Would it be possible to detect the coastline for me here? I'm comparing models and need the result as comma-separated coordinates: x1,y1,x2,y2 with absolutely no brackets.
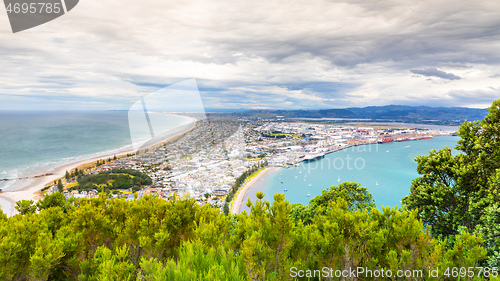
239,135,460,212
231,167,278,214
0,116,198,217
230,137,451,215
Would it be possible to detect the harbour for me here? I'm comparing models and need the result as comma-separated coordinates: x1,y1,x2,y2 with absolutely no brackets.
239,135,461,213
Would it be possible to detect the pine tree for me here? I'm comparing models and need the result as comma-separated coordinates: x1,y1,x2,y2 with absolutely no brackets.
57,179,63,193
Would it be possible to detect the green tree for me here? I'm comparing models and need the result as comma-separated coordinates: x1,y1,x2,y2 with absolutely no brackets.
0,183,490,280
36,192,67,211
291,182,375,224
57,179,64,193
15,200,37,215
403,99,500,237
79,245,135,281
403,99,500,265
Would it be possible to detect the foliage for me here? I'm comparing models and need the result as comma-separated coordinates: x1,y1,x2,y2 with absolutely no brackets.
15,200,37,215
290,182,375,224
402,99,500,265
57,179,64,193
223,161,267,215
71,169,152,192
0,189,489,280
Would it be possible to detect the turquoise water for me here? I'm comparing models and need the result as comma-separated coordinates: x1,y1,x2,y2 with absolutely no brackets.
241,135,461,211
0,111,193,191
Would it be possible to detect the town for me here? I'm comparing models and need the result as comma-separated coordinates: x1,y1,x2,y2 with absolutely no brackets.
49,117,454,209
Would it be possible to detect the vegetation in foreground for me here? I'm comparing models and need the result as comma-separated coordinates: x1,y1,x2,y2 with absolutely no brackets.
1,187,488,281
403,99,500,267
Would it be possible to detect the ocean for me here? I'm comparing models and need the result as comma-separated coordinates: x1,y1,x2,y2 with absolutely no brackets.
0,111,193,192
240,135,461,211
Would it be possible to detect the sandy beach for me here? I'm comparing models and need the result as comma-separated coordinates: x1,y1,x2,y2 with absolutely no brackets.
231,167,278,214
0,117,197,217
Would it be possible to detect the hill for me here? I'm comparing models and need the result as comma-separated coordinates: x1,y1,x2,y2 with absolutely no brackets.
229,105,488,124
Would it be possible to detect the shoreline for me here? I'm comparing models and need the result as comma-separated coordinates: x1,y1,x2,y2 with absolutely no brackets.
293,134,452,166
231,135,459,214
0,115,198,217
231,167,278,214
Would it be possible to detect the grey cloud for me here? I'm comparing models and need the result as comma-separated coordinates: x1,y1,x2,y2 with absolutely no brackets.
399,89,499,108
199,0,500,69
442,89,500,107
410,68,461,80
439,62,472,68
1,0,500,110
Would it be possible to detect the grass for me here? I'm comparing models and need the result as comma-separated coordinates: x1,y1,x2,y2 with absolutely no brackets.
65,182,79,189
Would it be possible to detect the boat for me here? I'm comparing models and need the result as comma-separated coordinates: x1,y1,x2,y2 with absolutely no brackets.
337,175,340,182
376,181,378,186
303,152,325,162
379,136,394,143
284,189,288,192
422,135,433,139
307,193,310,197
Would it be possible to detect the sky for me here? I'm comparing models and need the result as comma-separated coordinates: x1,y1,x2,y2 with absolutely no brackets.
0,0,499,111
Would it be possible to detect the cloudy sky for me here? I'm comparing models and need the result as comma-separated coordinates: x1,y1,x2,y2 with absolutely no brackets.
1,0,499,111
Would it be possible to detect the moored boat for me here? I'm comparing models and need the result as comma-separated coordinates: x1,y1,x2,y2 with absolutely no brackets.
303,152,325,162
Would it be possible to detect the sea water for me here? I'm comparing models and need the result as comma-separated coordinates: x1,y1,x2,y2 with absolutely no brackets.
241,135,461,211
0,111,193,192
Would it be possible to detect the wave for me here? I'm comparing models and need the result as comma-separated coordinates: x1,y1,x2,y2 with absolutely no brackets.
0,112,195,193
0,168,19,191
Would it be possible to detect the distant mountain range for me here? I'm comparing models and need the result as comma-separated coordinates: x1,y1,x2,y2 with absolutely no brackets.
224,105,488,124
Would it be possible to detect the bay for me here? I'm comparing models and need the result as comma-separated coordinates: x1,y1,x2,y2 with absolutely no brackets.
241,135,461,211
